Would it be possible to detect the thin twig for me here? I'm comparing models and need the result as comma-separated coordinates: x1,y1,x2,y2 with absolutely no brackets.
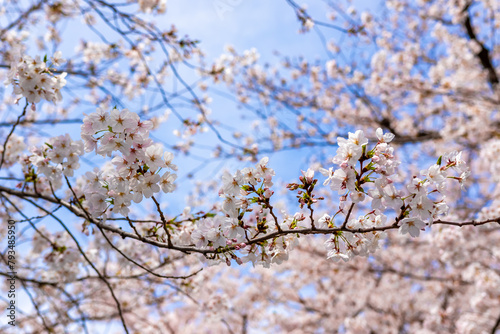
0,100,29,170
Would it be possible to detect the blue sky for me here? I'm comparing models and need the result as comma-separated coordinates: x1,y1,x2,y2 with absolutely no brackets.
163,0,381,60
165,0,330,60
158,0,353,187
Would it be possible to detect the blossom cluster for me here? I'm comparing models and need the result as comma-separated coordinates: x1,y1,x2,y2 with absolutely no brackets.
0,134,26,168
80,107,177,217
184,157,301,267
19,121,470,266
218,157,275,219
43,244,81,282
318,128,469,262
29,226,82,282
164,128,472,266
5,51,67,104
323,212,387,262
401,150,469,235
136,0,167,14
28,134,84,190
480,139,500,182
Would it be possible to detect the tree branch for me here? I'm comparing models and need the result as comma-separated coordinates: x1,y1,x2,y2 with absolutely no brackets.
463,9,499,87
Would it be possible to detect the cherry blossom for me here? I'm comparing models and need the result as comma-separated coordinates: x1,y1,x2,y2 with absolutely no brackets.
1,0,500,333
5,52,67,105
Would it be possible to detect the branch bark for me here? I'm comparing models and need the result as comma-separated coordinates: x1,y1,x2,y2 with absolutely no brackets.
463,8,499,88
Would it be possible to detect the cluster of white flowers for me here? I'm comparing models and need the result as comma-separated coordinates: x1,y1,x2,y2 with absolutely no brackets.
80,107,177,217
29,134,84,190
175,129,471,266
323,212,387,262
400,151,469,236
479,139,500,181
319,128,470,262
0,134,26,168
191,215,234,250
43,246,81,282
135,0,167,14
186,157,299,267
5,51,67,104
30,227,82,282
78,41,117,65
24,122,466,267
21,120,469,267
219,157,275,218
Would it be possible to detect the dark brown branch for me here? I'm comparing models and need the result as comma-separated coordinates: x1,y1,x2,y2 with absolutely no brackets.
2,183,499,259
0,118,82,127
463,10,499,87
96,223,201,280
491,312,500,334
151,195,174,247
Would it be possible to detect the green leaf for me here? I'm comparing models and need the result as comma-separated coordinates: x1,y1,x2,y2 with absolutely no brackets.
437,155,442,166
